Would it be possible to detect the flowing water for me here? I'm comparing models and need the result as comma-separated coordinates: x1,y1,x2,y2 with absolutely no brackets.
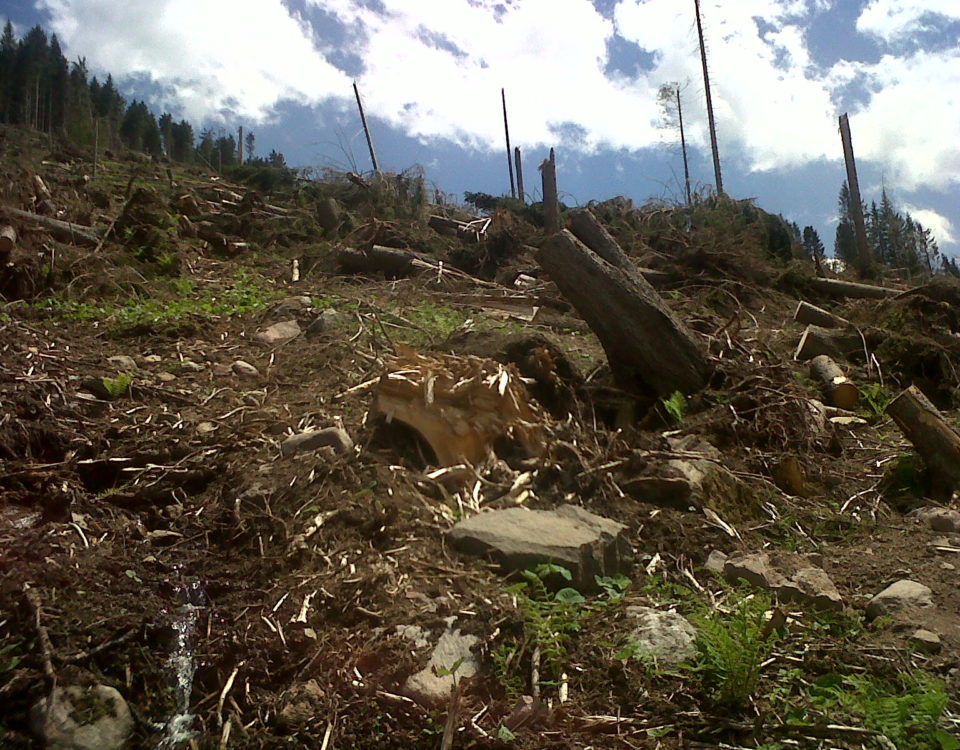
156,575,204,749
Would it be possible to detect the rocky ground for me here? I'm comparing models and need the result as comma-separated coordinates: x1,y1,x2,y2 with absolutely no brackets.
1,124,959,749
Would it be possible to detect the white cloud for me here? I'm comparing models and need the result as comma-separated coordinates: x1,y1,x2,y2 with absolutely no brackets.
857,0,960,40
37,0,351,123
903,204,956,247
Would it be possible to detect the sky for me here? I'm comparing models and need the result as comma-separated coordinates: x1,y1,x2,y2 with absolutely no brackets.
6,0,960,256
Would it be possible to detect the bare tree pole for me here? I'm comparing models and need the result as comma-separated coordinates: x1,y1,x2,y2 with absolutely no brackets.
676,86,692,206
514,147,525,204
238,126,243,165
502,88,516,199
694,0,723,195
541,148,559,234
353,82,380,174
838,113,873,278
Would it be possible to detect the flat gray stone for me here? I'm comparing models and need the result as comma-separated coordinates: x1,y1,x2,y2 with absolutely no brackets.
910,629,942,654
281,427,354,457
403,624,478,705
31,684,134,750
865,580,933,621
107,355,137,371
913,507,960,533
177,359,205,373
306,309,344,338
254,319,301,346
448,504,629,590
625,607,697,668
231,360,260,378
704,550,728,575
271,296,312,317
723,551,842,611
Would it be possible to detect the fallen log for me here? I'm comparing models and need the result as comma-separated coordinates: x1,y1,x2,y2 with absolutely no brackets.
0,225,16,256
808,277,900,300
809,355,859,410
794,325,861,361
568,209,632,268
536,229,710,395
794,300,849,329
886,385,960,494
338,245,427,277
0,206,101,247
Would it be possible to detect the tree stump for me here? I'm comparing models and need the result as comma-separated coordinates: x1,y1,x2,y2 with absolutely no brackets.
886,385,960,495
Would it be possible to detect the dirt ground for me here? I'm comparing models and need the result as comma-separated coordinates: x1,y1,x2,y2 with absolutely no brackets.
1,125,959,749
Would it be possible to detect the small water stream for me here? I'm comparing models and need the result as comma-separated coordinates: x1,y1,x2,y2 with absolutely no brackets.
156,575,204,750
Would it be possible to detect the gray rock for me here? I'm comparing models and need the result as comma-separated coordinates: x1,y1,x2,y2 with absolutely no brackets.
254,319,301,346
448,504,629,590
306,309,344,338
625,607,697,668
403,623,478,705
231,360,260,378
704,550,728,575
177,360,205,373
142,354,162,364
281,427,354,457
317,197,341,233
157,372,177,382
107,355,137,371
271,296,312,317
910,629,942,654
865,580,933,621
396,625,431,649
913,507,960,533
277,680,325,728
723,551,843,611
30,684,134,750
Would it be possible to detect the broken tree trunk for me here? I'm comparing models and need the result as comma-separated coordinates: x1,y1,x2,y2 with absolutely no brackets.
808,277,899,300
536,229,710,395
794,324,861,362
809,355,859,410
568,208,633,268
794,300,849,329
0,225,16,256
541,149,560,234
0,206,101,247
886,385,960,494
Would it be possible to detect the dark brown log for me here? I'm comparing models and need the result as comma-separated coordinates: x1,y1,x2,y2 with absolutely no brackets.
794,325,861,361
808,277,899,300
338,245,420,277
541,149,559,235
536,229,710,395
809,355,859,410
0,225,16,256
568,208,632,268
886,385,960,493
794,300,849,329
0,206,101,247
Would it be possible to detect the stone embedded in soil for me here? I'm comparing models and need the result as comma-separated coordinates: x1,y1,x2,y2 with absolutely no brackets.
271,295,312,317
107,355,137,371
910,629,942,654
280,427,354,457
254,319,301,346
625,607,697,668
276,680,326,729
30,684,134,750
447,504,629,589
913,507,960,533
306,309,344,338
142,354,162,364
177,359,205,373
865,579,934,621
723,551,843,611
230,360,260,378
704,550,728,574
403,622,479,706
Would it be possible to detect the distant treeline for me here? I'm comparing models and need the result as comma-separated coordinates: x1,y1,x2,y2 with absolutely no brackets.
0,20,289,173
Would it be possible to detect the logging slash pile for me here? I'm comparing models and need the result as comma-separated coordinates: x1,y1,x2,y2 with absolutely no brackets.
1,124,959,749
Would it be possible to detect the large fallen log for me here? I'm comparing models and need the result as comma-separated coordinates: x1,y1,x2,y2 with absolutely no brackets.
338,245,433,278
794,325,861,361
809,355,859,410
537,229,710,395
886,385,960,494
0,206,101,247
808,277,900,300
793,300,850,329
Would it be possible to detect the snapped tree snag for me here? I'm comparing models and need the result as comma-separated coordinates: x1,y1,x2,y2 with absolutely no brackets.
886,385,960,495
371,347,545,467
536,229,710,396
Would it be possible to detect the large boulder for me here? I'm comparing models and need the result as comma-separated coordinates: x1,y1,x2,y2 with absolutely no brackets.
30,684,134,750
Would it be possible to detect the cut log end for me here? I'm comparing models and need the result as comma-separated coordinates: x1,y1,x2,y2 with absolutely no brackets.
809,355,859,411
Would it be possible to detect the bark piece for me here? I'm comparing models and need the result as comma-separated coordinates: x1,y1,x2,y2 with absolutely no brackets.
886,385,960,493
809,355,859,410
536,230,710,395
793,300,849,329
808,277,900,299
1,206,101,247
372,349,545,467
794,325,861,361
